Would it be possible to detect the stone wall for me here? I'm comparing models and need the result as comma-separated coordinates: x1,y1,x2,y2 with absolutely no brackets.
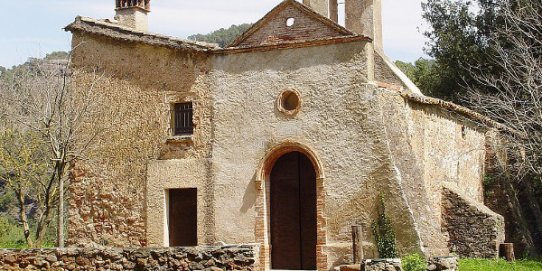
68,32,212,247
361,259,402,271
0,246,257,271
442,184,505,258
341,257,457,271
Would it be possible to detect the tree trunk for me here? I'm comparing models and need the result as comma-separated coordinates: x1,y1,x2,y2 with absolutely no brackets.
16,189,33,248
57,174,64,248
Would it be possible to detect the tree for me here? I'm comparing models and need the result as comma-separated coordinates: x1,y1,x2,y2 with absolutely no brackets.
188,23,252,47
0,52,105,247
465,0,542,179
464,0,542,256
421,0,501,102
0,129,50,247
395,58,453,98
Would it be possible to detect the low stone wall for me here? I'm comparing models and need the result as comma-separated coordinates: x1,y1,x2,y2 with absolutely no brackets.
442,184,505,258
361,259,402,271
343,257,457,271
0,245,257,271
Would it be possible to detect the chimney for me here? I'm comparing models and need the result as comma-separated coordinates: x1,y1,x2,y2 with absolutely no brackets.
345,0,383,51
114,0,150,32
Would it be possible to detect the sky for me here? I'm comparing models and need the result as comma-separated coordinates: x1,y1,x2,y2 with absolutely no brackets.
0,0,430,68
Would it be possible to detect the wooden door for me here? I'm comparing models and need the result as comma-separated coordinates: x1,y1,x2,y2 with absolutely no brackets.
270,152,317,270
169,188,198,246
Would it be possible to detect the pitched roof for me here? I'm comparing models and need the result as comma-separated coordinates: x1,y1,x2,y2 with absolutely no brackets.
65,16,218,52
228,0,358,48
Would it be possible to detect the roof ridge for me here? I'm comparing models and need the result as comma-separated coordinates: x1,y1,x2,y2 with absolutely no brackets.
228,0,355,48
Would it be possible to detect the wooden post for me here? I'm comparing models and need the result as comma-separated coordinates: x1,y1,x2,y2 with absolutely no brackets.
499,243,515,262
352,225,364,263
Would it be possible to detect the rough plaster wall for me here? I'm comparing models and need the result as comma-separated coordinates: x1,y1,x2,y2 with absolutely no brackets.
379,89,487,256
146,159,217,247
68,32,212,247
374,53,404,88
238,5,345,47
208,41,421,268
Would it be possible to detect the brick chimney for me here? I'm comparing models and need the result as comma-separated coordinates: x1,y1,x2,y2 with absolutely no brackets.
114,0,150,32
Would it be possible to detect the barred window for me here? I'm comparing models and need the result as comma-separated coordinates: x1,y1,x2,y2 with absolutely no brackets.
173,102,193,135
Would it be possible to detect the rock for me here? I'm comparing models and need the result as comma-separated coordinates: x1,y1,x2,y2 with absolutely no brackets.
3,254,17,264
76,256,91,266
46,255,58,262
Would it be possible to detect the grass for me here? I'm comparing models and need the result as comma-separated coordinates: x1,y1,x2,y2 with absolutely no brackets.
459,259,542,271
0,215,56,249
0,216,28,249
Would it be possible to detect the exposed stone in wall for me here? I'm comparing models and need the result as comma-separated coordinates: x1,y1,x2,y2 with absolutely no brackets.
442,184,505,258
0,246,257,271
361,259,402,271
68,32,212,247
427,257,458,271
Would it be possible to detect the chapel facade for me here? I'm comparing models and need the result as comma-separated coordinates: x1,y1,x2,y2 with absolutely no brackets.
65,0,506,270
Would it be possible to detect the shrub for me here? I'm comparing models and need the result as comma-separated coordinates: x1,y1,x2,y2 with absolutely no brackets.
402,253,426,271
372,194,398,258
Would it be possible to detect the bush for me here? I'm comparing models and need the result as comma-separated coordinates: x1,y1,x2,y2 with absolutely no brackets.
402,253,426,271
372,194,398,258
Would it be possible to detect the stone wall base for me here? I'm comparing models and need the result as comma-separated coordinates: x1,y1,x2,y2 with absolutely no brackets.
0,245,258,271
339,257,458,271
361,259,402,271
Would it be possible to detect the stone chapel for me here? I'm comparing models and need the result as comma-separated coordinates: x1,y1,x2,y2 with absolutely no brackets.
65,0,507,270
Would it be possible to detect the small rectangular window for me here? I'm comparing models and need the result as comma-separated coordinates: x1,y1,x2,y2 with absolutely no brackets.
173,102,193,135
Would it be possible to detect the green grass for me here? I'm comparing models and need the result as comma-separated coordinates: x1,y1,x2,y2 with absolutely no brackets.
0,215,56,249
0,216,27,248
459,259,542,271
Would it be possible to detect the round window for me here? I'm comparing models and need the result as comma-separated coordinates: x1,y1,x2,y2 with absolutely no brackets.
286,17,295,27
277,90,301,116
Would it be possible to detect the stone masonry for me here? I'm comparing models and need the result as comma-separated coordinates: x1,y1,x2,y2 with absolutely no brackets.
441,184,505,258
361,259,402,271
62,0,513,269
0,246,257,271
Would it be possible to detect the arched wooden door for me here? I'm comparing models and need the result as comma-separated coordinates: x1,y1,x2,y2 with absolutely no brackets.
270,151,317,270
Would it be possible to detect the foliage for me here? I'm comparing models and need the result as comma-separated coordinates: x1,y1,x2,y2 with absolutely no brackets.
0,51,103,247
0,128,52,247
372,194,398,258
395,58,448,97
0,216,26,249
0,215,56,249
421,0,501,102
459,258,542,271
187,23,252,47
402,253,426,271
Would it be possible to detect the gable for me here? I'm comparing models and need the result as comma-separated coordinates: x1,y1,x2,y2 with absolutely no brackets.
229,0,353,48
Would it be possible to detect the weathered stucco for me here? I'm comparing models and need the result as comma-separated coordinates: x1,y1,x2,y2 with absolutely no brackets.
68,32,211,247
66,2,506,270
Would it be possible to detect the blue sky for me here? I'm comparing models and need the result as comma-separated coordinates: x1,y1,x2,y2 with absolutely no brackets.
0,0,429,68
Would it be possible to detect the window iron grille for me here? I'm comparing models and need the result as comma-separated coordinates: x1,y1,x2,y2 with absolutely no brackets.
174,102,193,135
